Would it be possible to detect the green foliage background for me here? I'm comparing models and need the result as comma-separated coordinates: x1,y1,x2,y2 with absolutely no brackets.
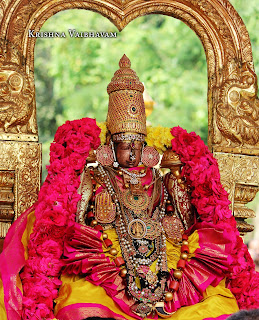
34,0,259,181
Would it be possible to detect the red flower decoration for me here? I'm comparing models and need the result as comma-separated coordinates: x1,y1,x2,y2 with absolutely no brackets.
171,126,259,309
21,118,101,319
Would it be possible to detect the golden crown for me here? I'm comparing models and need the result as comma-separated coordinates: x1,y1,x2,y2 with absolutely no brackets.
106,55,147,136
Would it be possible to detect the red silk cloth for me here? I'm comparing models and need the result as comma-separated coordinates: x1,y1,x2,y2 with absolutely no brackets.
166,222,232,312
63,223,137,319
62,220,233,317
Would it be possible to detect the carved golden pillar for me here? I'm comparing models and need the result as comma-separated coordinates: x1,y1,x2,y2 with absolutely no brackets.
0,141,41,240
0,171,15,237
234,184,258,235
211,57,259,233
215,153,259,234
0,41,41,241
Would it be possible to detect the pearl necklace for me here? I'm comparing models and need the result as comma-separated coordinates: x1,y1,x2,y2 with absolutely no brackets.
119,167,147,185
97,165,170,315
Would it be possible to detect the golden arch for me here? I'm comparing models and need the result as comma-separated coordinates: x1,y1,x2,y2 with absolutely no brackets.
0,0,258,239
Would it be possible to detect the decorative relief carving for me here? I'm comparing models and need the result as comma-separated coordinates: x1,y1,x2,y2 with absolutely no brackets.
0,171,15,230
0,223,12,240
215,152,258,198
188,0,236,64
0,0,12,24
0,37,25,66
233,184,258,235
214,152,259,233
213,63,259,154
217,0,253,64
0,141,41,237
0,65,36,135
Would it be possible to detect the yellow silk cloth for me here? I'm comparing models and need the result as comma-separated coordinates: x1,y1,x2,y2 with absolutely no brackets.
0,212,239,320
0,279,7,320
55,228,239,319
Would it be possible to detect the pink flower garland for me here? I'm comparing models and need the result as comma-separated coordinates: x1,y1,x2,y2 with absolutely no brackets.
171,126,259,309
20,118,101,320
20,121,259,319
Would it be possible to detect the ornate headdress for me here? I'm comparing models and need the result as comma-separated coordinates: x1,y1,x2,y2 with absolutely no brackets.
106,54,147,138
97,55,159,168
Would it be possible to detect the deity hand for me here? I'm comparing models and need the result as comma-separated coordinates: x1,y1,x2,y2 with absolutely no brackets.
161,148,187,189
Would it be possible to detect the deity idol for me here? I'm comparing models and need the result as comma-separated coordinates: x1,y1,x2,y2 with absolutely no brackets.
0,55,258,320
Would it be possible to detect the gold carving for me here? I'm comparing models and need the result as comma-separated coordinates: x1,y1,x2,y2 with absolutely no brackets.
0,222,12,239
0,171,15,227
0,170,15,186
0,141,41,237
214,153,259,197
213,63,259,154
0,64,37,139
0,192,14,202
214,152,259,234
233,184,258,235
234,184,258,214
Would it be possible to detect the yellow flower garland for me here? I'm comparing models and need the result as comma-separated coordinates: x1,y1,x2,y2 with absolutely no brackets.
97,121,108,145
146,126,174,154
97,122,174,153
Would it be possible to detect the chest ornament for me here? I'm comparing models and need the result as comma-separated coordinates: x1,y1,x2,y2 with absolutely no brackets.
95,190,116,224
162,214,185,244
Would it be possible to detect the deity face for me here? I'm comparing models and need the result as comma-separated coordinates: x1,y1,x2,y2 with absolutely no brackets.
115,141,143,168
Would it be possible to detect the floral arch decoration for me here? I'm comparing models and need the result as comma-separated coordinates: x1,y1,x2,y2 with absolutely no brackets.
0,0,258,242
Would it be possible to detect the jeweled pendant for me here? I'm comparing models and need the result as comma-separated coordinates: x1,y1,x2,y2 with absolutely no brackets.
113,161,119,168
134,302,153,318
128,219,147,239
130,177,139,184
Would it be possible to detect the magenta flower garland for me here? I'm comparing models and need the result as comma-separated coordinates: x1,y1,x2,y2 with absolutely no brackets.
20,120,258,319
171,126,259,309
20,118,101,320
